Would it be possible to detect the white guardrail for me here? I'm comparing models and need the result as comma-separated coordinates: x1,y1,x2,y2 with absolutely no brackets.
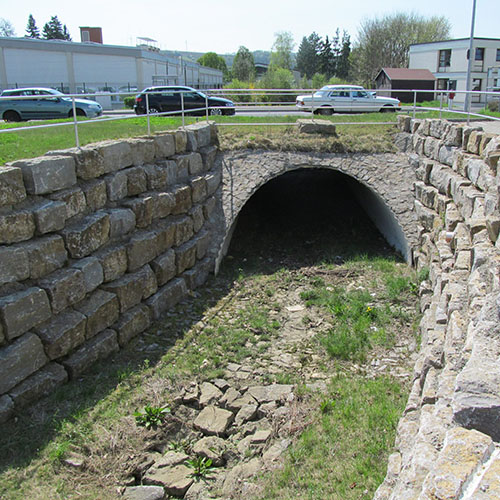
0,87,499,149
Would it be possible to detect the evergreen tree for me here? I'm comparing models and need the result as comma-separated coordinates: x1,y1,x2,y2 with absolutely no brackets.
42,16,71,40
25,14,40,38
296,32,321,79
232,46,255,81
318,36,335,78
336,31,351,80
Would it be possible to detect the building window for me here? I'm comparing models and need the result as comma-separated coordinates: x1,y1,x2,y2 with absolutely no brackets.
475,47,485,61
496,49,500,62
81,30,90,42
438,49,451,68
437,79,457,91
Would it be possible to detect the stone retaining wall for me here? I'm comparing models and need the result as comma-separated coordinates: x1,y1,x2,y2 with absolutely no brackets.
375,117,500,499
0,122,221,423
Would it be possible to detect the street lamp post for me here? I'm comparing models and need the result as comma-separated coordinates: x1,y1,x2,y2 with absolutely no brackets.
464,0,477,112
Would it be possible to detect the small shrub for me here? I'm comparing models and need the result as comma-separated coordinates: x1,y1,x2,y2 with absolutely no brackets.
185,456,215,479
123,96,135,109
134,405,170,429
487,99,499,112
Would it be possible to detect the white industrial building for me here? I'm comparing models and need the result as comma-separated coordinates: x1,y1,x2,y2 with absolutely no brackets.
409,37,500,105
0,36,223,98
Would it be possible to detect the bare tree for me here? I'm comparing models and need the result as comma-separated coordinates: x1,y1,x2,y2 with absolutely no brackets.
0,18,16,37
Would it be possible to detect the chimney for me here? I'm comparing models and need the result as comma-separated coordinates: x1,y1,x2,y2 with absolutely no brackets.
80,27,103,44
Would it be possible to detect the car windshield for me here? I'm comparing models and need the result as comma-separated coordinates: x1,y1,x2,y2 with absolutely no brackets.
196,91,207,99
313,91,328,98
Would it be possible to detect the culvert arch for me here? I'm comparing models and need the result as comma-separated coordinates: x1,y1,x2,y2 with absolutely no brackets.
213,151,418,271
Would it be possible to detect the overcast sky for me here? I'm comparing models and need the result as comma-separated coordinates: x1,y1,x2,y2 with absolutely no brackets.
1,0,498,53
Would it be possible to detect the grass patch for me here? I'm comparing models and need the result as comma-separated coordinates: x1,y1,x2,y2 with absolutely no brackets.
255,374,406,500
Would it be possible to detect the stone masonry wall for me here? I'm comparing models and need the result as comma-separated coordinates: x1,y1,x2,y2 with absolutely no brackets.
375,117,500,499
0,122,221,423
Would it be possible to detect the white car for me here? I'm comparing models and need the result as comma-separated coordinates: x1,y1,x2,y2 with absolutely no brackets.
296,85,401,114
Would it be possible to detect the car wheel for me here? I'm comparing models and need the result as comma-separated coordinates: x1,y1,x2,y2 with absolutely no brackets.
318,108,333,116
380,106,396,113
69,108,87,118
209,107,222,116
148,107,160,114
3,110,21,122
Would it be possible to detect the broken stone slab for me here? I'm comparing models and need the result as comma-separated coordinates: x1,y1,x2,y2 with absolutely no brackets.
262,439,291,463
222,458,262,497
143,464,193,497
153,451,189,469
234,404,258,426
122,485,166,500
193,406,233,436
251,429,272,444
296,119,337,135
192,435,227,466
0,394,14,424
226,392,257,413
198,382,223,407
247,384,294,404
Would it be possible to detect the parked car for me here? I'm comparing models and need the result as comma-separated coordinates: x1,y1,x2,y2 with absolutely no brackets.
296,85,401,114
134,86,235,116
0,87,103,121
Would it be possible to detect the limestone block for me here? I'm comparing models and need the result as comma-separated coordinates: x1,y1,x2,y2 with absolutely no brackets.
49,187,86,219
156,159,177,186
415,182,438,209
152,192,174,219
9,362,68,408
188,153,204,175
81,179,107,211
61,212,110,258
398,115,411,132
470,454,500,499
39,268,86,314
0,332,48,394
123,486,165,500
443,124,463,147
143,164,167,191
190,205,204,233
182,257,212,290
194,405,233,436
194,230,211,259
429,119,445,139
200,145,217,171
172,185,192,215
95,140,133,173
63,329,119,379
173,216,194,247
429,163,453,195
0,394,14,424
155,219,176,252
190,176,207,204
438,145,454,166
0,287,51,341
411,118,422,134
175,154,189,182
467,130,483,154
414,200,438,232
0,246,29,286
143,464,193,497
175,240,197,275
248,384,293,403
101,265,157,312
35,309,87,359
420,427,494,500
108,208,136,239
205,171,221,196
96,245,128,282
0,210,35,244
151,249,176,286
104,170,128,201
153,132,176,159
123,196,154,228
125,166,148,196
424,136,440,159
192,436,226,466
0,166,26,206
127,230,160,271
187,122,212,148
482,136,500,172
74,289,119,339
146,277,187,320
297,119,337,135
33,200,66,234
128,138,155,166
21,235,68,280
72,257,103,294
13,156,76,195
175,130,187,153
186,132,198,153
203,196,216,219
114,304,151,346
63,145,107,180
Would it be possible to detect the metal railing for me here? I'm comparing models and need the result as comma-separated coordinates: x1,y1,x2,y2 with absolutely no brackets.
0,87,498,151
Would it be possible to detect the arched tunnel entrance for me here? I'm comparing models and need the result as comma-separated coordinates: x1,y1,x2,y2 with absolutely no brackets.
225,168,410,268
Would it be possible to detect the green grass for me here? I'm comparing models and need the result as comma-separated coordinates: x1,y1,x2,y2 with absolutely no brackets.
255,374,406,500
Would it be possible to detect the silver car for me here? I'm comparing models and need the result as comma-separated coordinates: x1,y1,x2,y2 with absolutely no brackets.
296,85,401,114
0,87,103,122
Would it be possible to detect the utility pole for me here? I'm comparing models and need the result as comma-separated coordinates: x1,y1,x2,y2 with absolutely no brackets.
464,0,477,111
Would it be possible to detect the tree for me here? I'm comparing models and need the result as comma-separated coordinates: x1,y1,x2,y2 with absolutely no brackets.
318,36,335,78
25,14,40,38
0,18,16,37
351,12,450,86
270,31,295,70
197,52,228,79
296,32,321,79
336,31,351,80
232,46,255,81
42,16,71,40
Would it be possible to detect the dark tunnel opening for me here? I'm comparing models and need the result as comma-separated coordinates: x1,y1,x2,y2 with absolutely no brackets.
226,168,403,269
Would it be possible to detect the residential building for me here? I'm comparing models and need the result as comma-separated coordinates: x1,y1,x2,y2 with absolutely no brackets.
374,68,436,103
0,36,223,99
409,37,500,104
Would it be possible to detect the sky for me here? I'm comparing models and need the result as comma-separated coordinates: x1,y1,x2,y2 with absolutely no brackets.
0,0,498,54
